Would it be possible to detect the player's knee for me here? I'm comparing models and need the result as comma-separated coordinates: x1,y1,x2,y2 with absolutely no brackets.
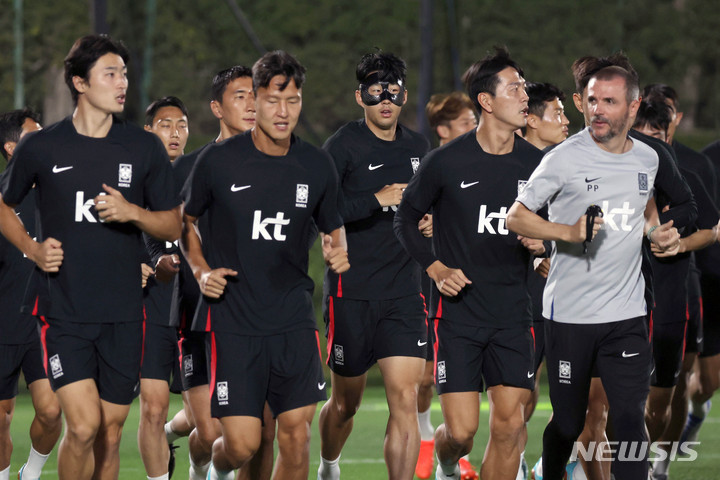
330,395,361,421
64,420,99,448
36,401,62,429
196,424,220,450
444,421,477,448
277,426,311,466
140,398,169,428
489,412,525,444
224,437,259,467
389,385,419,412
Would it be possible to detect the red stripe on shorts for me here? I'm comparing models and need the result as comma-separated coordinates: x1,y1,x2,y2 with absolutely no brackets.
140,305,147,375
682,317,688,362
420,292,428,329
648,310,653,343
337,275,343,298
177,330,184,371
205,307,212,331
209,332,217,400
39,316,49,375
315,330,323,362
530,325,536,350
31,295,39,316
326,296,335,365
433,317,440,383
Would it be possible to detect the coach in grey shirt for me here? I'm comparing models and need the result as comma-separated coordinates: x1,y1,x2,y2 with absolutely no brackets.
507,65,679,480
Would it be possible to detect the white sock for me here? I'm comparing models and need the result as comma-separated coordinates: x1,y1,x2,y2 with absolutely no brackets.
208,463,234,480
22,446,50,479
165,421,181,443
189,453,210,480
318,455,341,480
436,463,460,479
460,454,470,461
418,407,434,441
148,475,169,480
652,450,670,476
0,466,9,480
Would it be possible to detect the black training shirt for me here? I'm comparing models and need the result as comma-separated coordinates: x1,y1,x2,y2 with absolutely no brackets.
183,131,343,335
1,116,179,324
323,120,430,300
395,132,542,328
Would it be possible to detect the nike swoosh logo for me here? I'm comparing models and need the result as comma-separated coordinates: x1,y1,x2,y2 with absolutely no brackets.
317,382,326,390
585,177,601,183
368,164,384,170
460,181,479,189
231,184,251,192
52,165,73,173
622,351,640,358
528,371,535,378
417,340,427,347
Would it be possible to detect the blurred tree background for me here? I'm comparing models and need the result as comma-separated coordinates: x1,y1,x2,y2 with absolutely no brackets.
1,0,718,155
1,0,719,375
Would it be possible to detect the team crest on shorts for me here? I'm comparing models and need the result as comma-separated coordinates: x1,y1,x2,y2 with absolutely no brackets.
559,360,571,384
217,381,229,405
295,184,309,208
437,361,447,383
49,354,64,379
410,157,420,174
118,164,132,188
517,180,528,195
638,172,648,195
183,354,193,377
334,344,344,365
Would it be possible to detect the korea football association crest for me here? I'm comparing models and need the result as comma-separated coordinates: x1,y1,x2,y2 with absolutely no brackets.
517,180,528,195
410,157,420,174
49,354,64,379
638,172,649,195
437,360,447,383
118,163,132,188
295,184,309,208
216,381,229,405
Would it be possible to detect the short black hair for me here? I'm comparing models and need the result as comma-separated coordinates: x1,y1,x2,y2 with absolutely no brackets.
527,82,566,118
633,100,673,134
0,108,40,160
211,65,252,103
590,66,640,104
462,46,524,114
643,84,680,110
355,50,407,84
64,34,129,104
571,52,638,95
144,96,189,127
252,51,306,93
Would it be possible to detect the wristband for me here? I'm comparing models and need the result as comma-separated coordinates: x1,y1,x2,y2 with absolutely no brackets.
646,225,659,243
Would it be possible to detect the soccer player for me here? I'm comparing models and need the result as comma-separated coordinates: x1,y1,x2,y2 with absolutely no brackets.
0,34,181,480
395,47,544,480
0,109,62,480
138,96,190,480
181,50,348,480
317,51,430,480
169,65,279,480
426,92,478,146
523,82,570,151
507,65,681,480
414,92,478,480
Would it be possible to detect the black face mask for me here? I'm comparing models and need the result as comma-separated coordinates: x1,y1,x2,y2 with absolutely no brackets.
359,72,405,107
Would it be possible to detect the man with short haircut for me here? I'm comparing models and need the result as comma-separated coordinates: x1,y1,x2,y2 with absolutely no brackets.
507,65,680,480
168,65,278,480
415,92,478,480
0,34,181,480
523,82,569,151
0,109,62,480
395,47,544,480
426,92,477,146
181,50,348,480
138,95,191,480
317,51,430,480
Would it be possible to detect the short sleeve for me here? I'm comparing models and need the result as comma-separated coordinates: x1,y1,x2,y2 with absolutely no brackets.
1,135,39,206
516,150,570,213
313,151,343,233
182,150,214,219
142,136,180,212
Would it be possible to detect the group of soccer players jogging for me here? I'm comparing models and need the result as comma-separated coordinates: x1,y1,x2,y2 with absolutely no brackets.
0,32,719,480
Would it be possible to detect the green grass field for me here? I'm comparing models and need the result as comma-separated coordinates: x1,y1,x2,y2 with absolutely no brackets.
6,371,720,479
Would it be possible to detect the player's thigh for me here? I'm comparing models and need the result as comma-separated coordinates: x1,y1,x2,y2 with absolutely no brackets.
438,391,480,442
